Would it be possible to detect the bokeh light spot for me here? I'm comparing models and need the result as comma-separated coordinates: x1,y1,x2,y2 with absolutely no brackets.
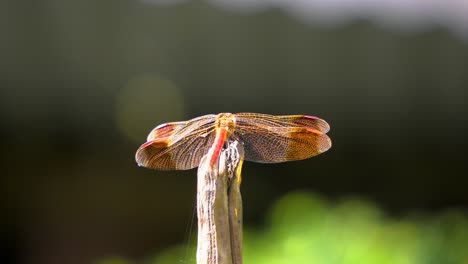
116,74,184,144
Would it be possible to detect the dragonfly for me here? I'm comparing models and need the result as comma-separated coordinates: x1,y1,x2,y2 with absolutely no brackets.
135,113,331,170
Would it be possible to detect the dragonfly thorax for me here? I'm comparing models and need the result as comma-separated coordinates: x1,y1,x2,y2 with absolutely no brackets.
215,113,236,132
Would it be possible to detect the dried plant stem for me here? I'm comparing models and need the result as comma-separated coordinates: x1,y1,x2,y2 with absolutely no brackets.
197,141,244,264
228,150,243,264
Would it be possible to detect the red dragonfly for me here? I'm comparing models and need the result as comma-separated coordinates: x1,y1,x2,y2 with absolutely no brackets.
136,113,331,170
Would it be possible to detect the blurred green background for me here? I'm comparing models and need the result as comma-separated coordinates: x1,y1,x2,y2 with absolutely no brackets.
1,0,467,263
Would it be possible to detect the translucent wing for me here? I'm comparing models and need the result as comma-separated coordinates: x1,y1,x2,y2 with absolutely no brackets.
234,113,331,163
136,114,217,170
235,112,330,133
136,133,216,170
146,121,187,141
146,114,217,142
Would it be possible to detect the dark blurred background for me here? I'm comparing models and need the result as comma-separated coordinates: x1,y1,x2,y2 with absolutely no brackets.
1,0,467,263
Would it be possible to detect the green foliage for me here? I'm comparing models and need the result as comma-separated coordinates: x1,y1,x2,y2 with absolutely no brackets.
104,191,468,264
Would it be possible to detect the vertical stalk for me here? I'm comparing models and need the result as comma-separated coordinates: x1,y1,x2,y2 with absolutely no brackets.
196,141,244,264
228,143,244,264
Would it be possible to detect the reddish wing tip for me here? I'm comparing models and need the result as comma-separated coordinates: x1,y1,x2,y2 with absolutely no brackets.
300,115,330,134
135,140,169,167
147,123,178,141
306,128,324,135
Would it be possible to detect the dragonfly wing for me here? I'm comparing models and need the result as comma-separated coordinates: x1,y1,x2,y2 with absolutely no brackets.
146,121,187,141
235,113,330,133
137,114,217,170
234,113,331,163
136,131,216,170
283,115,330,133
235,129,331,163
146,114,217,141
